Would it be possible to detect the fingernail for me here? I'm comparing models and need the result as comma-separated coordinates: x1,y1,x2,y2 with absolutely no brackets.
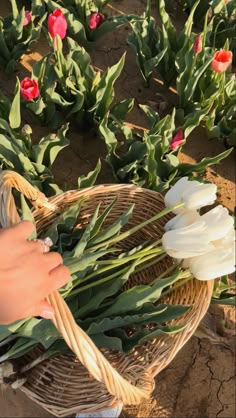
41,308,54,319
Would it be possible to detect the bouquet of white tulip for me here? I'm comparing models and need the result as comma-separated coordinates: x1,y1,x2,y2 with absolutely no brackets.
162,177,235,280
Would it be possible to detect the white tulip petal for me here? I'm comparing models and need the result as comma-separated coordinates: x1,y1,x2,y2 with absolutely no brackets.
188,247,236,280
215,228,235,248
182,183,217,211
165,210,201,231
164,177,192,214
201,205,234,241
164,177,217,214
213,229,235,252
162,221,215,259
182,259,191,269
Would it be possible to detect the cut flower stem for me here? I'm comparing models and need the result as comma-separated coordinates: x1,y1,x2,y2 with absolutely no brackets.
86,203,184,252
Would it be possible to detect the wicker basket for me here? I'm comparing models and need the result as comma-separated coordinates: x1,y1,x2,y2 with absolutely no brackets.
0,171,214,417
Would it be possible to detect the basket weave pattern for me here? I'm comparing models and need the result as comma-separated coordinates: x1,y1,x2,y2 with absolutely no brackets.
0,172,213,417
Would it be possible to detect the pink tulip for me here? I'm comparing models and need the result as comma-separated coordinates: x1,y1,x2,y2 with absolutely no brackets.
170,130,185,151
88,13,105,30
23,10,32,26
211,50,233,73
48,9,67,39
20,78,39,101
193,35,202,54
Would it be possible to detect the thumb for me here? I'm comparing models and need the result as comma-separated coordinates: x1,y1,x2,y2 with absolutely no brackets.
30,300,55,319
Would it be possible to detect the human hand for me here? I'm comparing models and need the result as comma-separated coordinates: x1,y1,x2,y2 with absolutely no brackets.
0,221,70,325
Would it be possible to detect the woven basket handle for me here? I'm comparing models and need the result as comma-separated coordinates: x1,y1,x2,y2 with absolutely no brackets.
0,170,153,404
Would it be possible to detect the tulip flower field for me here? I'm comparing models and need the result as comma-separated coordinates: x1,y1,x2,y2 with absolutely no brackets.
0,1,235,417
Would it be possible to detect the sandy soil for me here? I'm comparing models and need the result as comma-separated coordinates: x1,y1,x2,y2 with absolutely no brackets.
0,0,235,417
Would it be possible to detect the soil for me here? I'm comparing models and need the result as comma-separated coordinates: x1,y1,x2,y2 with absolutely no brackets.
0,1,235,417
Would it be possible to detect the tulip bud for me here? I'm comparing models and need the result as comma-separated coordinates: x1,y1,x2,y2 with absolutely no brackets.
187,247,235,280
23,10,32,26
193,35,202,54
162,221,215,259
88,13,105,30
21,124,32,136
164,177,217,214
170,129,185,151
164,210,201,232
53,34,63,51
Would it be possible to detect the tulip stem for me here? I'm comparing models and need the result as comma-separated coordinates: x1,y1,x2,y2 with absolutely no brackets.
56,49,63,76
212,19,224,49
53,35,64,76
85,203,184,253
0,335,18,348
69,251,166,299
184,55,197,107
71,241,163,288
161,272,193,299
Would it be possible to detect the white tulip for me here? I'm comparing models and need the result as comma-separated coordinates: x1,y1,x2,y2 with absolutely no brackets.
201,205,234,241
213,228,235,249
162,221,215,259
181,183,217,211
164,177,194,213
187,246,235,280
164,177,217,214
164,210,201,231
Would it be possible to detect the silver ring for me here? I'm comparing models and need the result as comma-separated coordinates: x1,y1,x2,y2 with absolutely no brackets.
34,237,53,254
43,237,53,247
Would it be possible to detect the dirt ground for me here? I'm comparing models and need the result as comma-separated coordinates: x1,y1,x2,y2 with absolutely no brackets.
0,0,235,417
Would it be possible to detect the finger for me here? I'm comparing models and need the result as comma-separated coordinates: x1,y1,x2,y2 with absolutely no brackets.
34,265,70,301
28,239,50,254
26,300,55,320
49,264,70,290
5,221,36,241
43,252,63,271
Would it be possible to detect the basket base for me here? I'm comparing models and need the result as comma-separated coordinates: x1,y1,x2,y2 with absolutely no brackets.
75,402,123,418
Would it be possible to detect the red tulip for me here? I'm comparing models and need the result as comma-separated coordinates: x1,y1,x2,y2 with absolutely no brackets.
193,35,202,54
20,78,39,101
23,10,32,26
88,13,105,30
211,50,233,73
170,130,185,151
48,9,67,39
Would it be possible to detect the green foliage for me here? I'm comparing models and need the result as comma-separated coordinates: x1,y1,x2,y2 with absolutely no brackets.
128,0,235,146
100,106,232,191
77,159,101,189
205,74,236,147
0,0,234,371
128,0,201,86
43,0,138,44
128,0,167,86
0,80,23,130
180,0,236,58
180,0,225,21
18,37,126,129
0,119,69,195
0,0,46,73
0,197,191,363
211,276,236,306
176,30,235,146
